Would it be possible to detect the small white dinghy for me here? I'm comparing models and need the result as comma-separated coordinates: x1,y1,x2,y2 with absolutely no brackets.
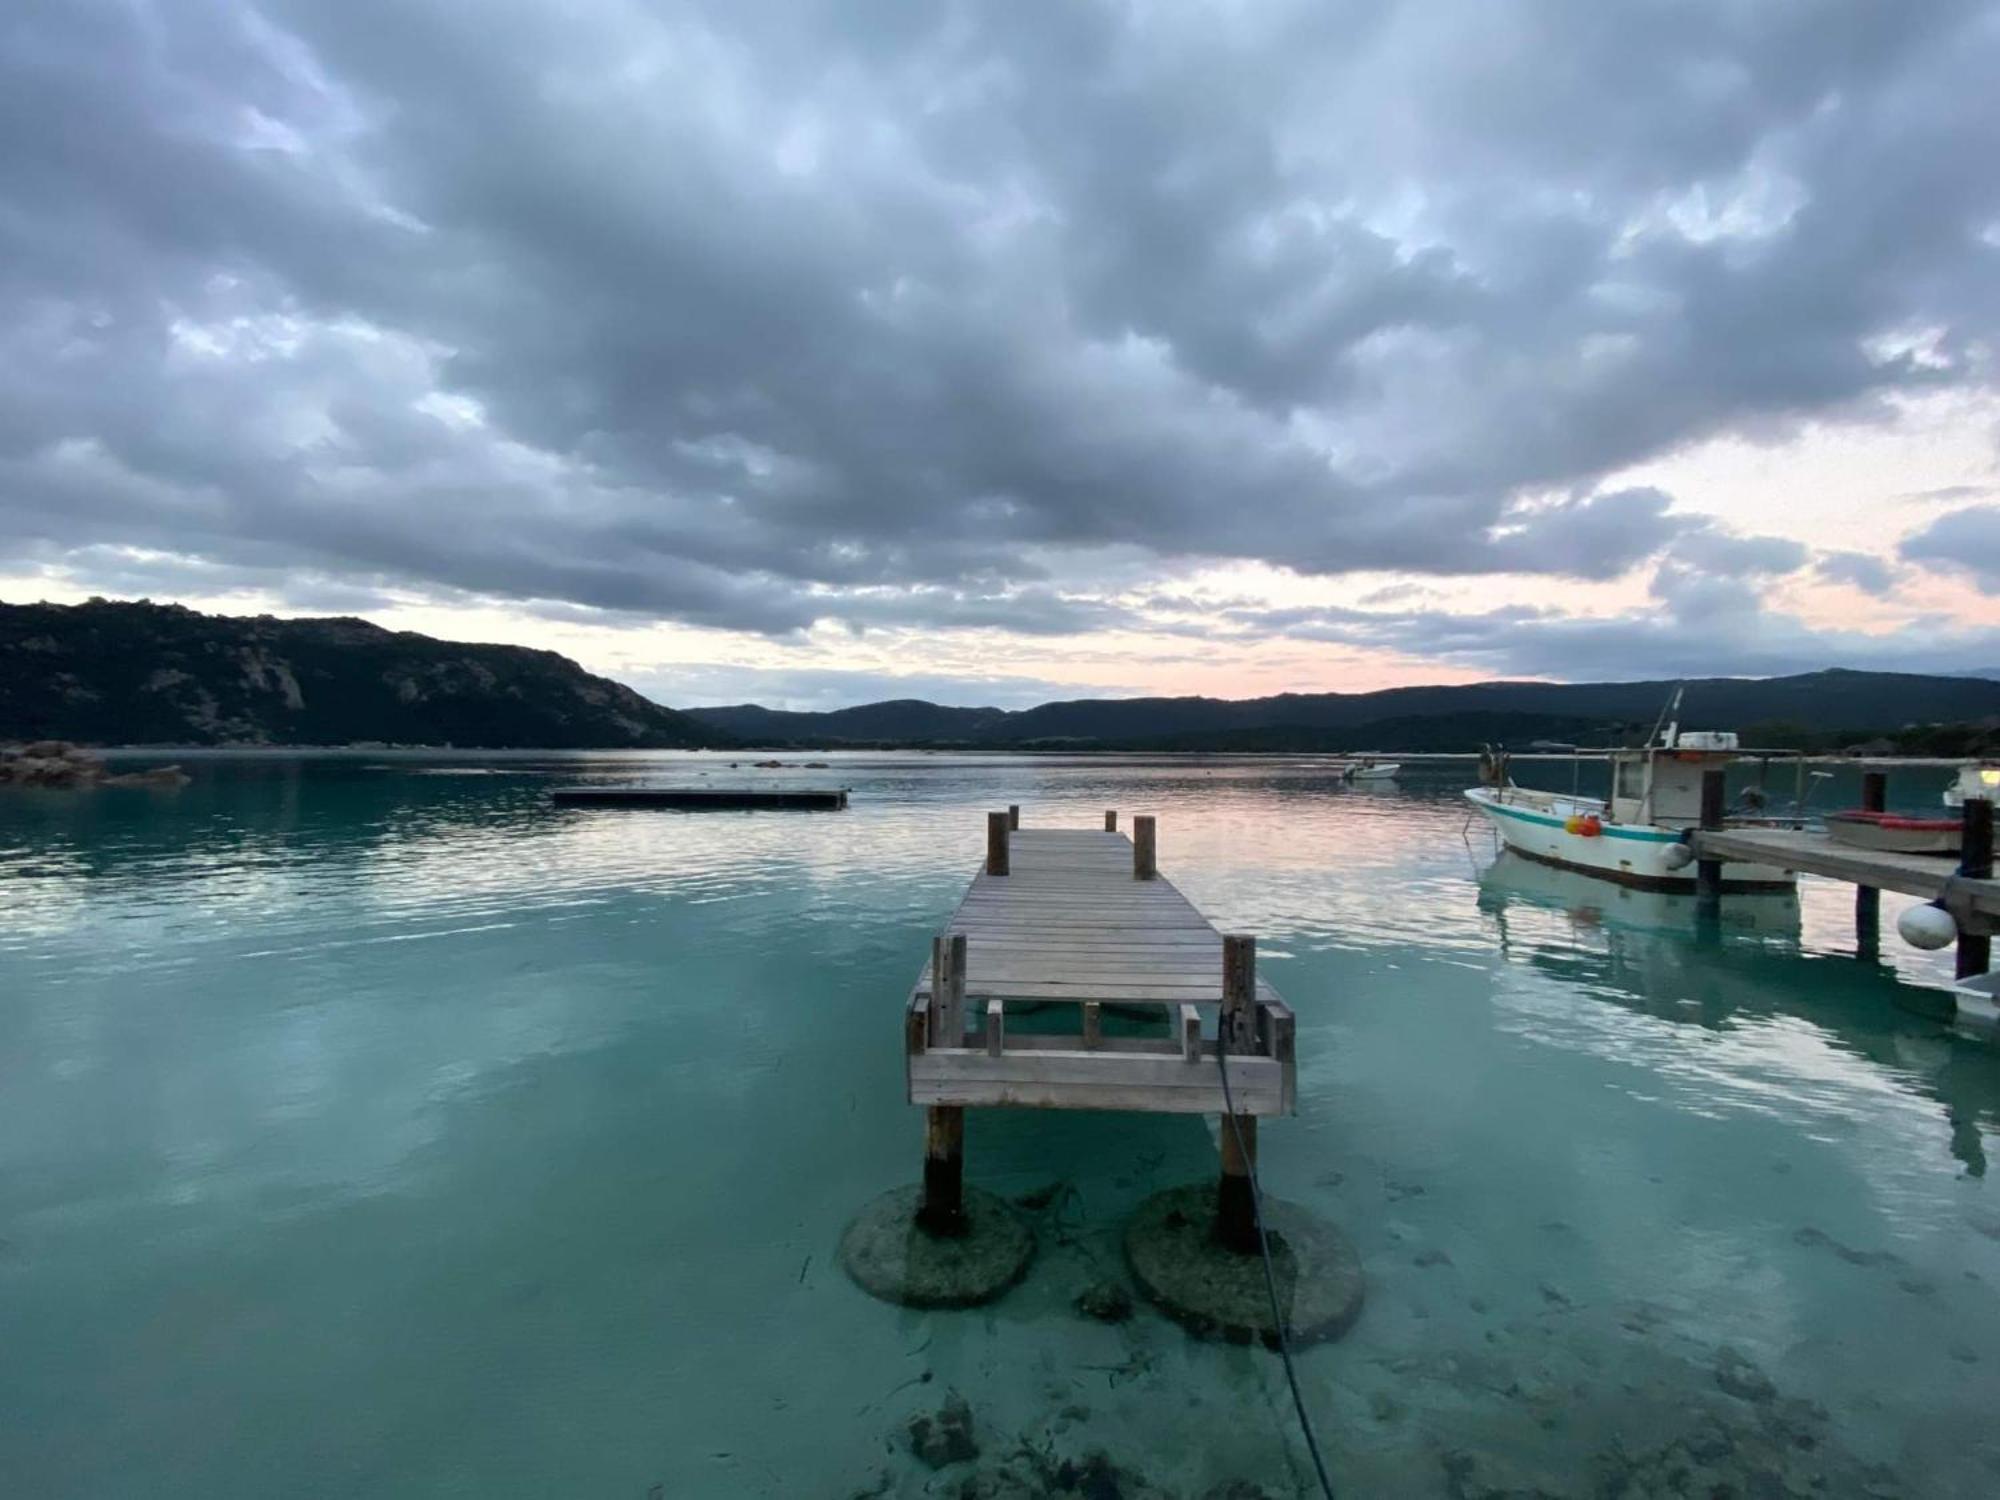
1342,759,1400,782
1943,763,2000,809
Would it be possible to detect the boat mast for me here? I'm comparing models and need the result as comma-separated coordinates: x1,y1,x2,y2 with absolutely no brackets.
1640,684,1684,825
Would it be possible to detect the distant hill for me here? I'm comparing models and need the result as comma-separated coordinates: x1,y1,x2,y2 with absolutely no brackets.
687,670,2000,750
0,599,726,749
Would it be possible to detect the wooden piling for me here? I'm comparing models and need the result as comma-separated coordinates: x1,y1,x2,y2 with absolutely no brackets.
1216,934,1259,1253
1104,809,1118,832
1696,769,1726,916
1959,797,1993,980
929,932,966,1045
1008,804,1020,831
1133,815,1157,880
918,1106,966,1237
1856,770,1885,955
986,810,1011,877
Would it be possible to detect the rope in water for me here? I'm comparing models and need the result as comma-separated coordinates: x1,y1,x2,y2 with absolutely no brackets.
1215,1038,1337,1500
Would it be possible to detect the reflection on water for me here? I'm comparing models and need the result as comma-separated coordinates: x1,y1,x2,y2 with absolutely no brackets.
1,753,1997,1496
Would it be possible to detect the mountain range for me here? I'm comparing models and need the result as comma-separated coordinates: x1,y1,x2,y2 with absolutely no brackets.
7,598,2000,751
684,671,2000,749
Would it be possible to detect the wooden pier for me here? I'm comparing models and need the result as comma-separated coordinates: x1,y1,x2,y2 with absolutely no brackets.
904,812,1294,1249
1687,768,1998,991
1691,826,2000,917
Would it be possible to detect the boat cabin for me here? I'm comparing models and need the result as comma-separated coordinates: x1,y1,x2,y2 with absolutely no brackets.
1608,731,1742,829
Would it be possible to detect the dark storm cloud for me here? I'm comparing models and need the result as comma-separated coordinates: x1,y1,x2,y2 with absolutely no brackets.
2,0,1997,656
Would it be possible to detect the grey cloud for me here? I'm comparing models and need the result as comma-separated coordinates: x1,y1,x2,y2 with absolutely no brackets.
1901,505,2000,590
1,0,1997,655
1666,529,1809,578
1817,549,1898,595
1231,597,2000,682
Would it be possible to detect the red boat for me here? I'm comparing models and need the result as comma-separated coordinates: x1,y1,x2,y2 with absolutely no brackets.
1825,809,1961,857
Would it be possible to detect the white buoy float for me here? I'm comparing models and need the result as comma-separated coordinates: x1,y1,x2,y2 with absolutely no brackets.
1661,842,1695,871
1897,901,1958,951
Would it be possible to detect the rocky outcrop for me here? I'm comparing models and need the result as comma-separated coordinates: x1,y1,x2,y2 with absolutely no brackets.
0,598,729,749
0,741,188,789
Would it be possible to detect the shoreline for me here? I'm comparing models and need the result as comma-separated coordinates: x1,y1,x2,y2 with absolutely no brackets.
74,744,1978,767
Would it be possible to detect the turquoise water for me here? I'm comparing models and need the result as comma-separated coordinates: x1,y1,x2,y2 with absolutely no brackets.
2,753,1997,1497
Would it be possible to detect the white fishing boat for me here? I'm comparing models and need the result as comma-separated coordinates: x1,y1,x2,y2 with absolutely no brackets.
1464,703,1798,893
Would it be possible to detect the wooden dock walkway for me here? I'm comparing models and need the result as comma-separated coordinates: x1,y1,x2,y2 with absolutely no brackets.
1692,825,2000,916
905,820,1294,1115
901,810,1295,1249
550,786,847,810
1684,768,1997,1002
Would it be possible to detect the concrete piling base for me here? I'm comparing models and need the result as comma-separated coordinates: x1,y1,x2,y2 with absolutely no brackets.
840,1185,1035,1309
1123,1183,1363,1348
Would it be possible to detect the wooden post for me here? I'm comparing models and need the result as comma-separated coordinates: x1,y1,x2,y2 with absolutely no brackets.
1216,934,1259,1254
1133,815,1157,880
1856,770,1885,956
929,932,966,1045
1696,768,1726,917
1104,809,1118,832
986,810,1010,877
920,936,970,1235
1008,804,1019,831
918,1106,966,1237
1958,796,1993,980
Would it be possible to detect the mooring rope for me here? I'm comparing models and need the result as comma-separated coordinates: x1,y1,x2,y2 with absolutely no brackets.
1215,1040,1338,1500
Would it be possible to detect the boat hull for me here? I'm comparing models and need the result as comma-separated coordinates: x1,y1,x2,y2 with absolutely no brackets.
1465,788,1795,893
1826,811,1958,857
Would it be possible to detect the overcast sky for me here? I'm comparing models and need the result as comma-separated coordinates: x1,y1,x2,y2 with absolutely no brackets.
4,1,2000,708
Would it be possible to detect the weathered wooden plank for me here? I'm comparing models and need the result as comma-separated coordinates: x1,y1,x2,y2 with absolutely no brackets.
904,825,1294,1114
909,1049,1285,1114
1694,826,2000,911
964,982,1225,1001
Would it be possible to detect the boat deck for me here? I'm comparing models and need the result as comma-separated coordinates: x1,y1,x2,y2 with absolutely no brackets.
905,827,1295,1115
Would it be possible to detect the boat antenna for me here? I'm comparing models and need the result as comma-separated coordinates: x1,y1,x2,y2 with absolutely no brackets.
1646,684,1684,749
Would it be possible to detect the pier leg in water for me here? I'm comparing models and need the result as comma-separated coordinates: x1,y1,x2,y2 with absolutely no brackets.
1856,770,1885,958
840,925,1033,1308
1124,933,1364,1347
1216,1115,1258,1254
1958,797,1993,981
918,1107,965,1236
1695,768,1725,930
1216,933,1260,1254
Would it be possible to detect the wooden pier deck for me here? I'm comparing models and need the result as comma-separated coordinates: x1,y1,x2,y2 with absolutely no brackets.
904,819,1295,1116
550,786,847,810
1692,825,2000,917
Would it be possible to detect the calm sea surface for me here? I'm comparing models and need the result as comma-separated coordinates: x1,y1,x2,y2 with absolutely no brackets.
2,753,1997,1497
